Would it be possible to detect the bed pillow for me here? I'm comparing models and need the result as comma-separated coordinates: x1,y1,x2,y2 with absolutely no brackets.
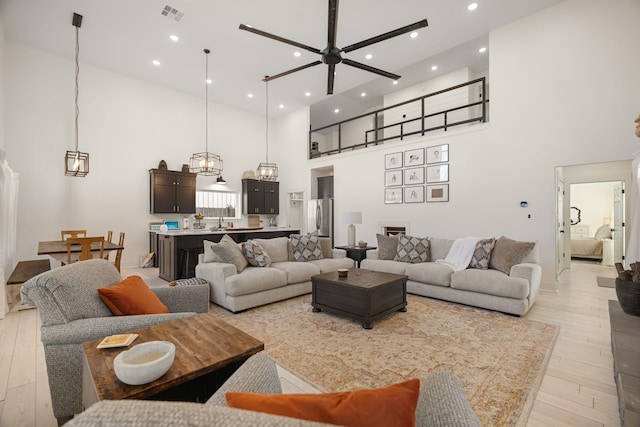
377,233,400,260
394,234,429,263
469,238,496,269
226,378,419,427
489,236,535,274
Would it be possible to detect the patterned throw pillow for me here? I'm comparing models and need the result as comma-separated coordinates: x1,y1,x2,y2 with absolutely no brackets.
242,240,272,267
290,231,324,262
394,234,429,263
168,277,209,287
469,238,495,269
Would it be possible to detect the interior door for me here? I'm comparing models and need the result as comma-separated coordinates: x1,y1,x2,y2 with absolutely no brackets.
556,179,566,278
613,182,625,263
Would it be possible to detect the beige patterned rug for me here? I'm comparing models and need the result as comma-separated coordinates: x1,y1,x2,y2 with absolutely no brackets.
210,295,559,426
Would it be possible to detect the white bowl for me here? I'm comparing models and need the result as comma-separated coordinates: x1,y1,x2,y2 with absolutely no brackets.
113,341,175,385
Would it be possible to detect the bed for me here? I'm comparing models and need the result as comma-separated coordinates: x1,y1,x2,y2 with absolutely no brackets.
571,225,612,260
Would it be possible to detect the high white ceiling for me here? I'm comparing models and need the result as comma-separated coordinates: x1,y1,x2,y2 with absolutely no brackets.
0,0,564,126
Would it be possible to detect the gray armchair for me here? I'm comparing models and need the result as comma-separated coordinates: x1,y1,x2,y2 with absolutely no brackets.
20,259,209,424
67,353,481,427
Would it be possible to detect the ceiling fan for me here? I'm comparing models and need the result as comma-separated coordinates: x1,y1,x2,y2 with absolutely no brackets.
239,0,428,95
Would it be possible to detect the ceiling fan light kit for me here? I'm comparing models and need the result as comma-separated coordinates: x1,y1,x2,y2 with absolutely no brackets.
239,0,428,94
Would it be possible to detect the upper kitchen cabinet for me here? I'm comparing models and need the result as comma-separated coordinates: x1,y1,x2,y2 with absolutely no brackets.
242,179,279,215
149,169,196,214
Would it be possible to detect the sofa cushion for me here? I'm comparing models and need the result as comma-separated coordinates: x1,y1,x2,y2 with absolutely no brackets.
253,237,289,263
204,235,249,273
489,236,535,274
450,269,530,299
308,257,355,273
271,261,321,284
428,238,455,262
290,232,324,262
224,267,287,297
98,275,169,315
405,262,455,287
226,378,420,427
376,233,400,260
360,259,408,275
394,234,429,263
242,240,272,267
469,238,495,270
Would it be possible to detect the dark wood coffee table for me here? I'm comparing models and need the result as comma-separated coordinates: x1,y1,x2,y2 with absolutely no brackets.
82,314,263,407
311,269,408,329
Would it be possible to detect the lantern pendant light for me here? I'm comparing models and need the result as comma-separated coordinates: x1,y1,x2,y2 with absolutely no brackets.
256,77,278,181
190,49,223,176
64,12,89,177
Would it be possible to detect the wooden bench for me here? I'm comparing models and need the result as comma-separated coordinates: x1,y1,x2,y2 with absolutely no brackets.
7,259,51,306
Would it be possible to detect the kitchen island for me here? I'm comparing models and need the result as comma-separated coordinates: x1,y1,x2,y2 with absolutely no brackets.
154,227,300,281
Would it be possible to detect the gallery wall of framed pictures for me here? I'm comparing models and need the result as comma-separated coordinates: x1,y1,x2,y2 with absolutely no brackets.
384,143,449,204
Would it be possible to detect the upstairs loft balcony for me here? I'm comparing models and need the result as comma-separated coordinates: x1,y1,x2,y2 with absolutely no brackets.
309,77,488,159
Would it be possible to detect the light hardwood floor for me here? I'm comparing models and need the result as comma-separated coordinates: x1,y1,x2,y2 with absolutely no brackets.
0,261,621,426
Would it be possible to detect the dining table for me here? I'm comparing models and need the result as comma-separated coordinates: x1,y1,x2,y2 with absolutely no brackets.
38,240,125,263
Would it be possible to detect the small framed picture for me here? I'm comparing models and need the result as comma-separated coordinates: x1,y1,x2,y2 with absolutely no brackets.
404,167,425,185
426,164,449,183
426,144,449,164
404,186,424,203
403,148,424,167
384,188,403,204
385,152,402,169
426,184,449,202
384,170,402,187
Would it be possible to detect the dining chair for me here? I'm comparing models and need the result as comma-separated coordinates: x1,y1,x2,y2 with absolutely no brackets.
112,232,125,272
103,230,114,260
61,229,87,240
66,236,105,265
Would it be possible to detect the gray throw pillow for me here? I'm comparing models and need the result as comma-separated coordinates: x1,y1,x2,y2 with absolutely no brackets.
469,238,495,269
290,231,324,262
203,235,248,272
377,233,400,260
242,239,272,267
394,234,429,263
489,236,535,274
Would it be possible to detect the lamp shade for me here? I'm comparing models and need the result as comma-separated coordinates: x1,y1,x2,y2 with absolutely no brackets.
343,212,362,225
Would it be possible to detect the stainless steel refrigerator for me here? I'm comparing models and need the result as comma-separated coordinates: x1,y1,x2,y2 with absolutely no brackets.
308,199,333,244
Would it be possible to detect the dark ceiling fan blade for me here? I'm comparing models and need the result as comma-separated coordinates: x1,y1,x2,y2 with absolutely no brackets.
239,24,322,55
327,63,336,95
340,19,428,53
342,58,401,80
327,0,338,49
262,60,323,82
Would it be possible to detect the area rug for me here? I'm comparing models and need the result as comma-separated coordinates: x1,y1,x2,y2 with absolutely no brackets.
210,295,559,426
597,276,616,288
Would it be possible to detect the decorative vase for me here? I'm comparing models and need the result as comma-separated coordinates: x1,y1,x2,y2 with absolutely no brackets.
615,278,640,316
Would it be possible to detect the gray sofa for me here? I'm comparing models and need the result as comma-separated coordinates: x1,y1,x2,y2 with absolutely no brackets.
196,236,354,312
67,353,482,427
20,259,210,423
361,237,541,316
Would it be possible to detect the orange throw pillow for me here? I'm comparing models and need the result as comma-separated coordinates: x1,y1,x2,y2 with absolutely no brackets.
98,275,169,316
226,378,420,427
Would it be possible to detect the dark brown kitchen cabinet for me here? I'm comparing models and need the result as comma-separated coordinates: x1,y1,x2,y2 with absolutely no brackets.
242,179,279,214
149,169,196,214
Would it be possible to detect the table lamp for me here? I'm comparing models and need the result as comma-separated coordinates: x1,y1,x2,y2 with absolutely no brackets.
343,212,362,247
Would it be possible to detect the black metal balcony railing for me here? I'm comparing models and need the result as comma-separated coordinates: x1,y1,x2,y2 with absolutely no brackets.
309,77,488,159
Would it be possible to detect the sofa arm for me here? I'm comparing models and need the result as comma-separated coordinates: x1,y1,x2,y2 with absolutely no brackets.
152,286,209,313
331,248,347,258
207,353,283,406
417,371,481,427
510,262,542,303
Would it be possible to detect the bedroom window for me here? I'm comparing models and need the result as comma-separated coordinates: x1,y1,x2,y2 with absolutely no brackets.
195,190,240,219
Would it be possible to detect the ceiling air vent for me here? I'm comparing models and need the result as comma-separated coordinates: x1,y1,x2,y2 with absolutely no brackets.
161,5,184,22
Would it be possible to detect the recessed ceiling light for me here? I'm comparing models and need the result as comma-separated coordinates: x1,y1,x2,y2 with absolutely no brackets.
206,79,212,84
305,92,311,97
247,93,254,98
361,92,366,97
294,51,301,57
431,65,438,71
478,46,487,53
169,34,179,42
279,104,284,109
392,80,399,85
334,109,340,114
468,3,478,11
365,53,373,60
410,32,418,38
152,60,161,66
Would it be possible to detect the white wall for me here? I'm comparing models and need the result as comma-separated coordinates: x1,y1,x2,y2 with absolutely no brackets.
3,42,266,268
274,0,640,288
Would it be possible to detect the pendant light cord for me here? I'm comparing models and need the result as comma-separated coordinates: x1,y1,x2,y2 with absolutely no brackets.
204,49,210,155
265,77,269,164
74,25,80,153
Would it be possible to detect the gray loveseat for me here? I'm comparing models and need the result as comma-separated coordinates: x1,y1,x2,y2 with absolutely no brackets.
67,353,482,427
196,236,354,312
20,259,210,423
362,236,541,316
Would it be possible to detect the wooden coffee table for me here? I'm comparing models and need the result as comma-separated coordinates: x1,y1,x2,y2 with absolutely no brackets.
311,269,408,329
82,314,263,407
